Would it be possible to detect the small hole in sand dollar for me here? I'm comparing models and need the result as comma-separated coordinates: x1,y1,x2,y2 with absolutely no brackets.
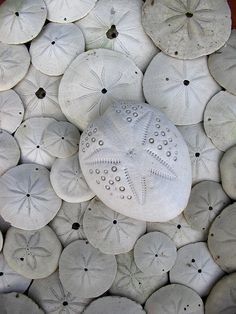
0,272,3,276
186,12,193,18
15,12,19,16
195,152,200,157
84,268,88,272
63,301,68,306
183,80,190,86
113,220,117,224
72,222,80,230
177,224,181,229
209,206,213,211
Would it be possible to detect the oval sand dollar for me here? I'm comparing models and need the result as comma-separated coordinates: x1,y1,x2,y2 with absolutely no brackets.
220,146,236,199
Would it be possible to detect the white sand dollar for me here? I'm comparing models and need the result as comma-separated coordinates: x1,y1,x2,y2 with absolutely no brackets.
44,0,97,23
50,154,95,203
208,30,236,96
50,201,88,247
205,273,236,314
0,164,62,230
184,181,231,232
208,203,236,273
28,271,92,314
134,231,177,275
109,251,168,304
14,65,65,121
76,0,158,71
83,197,146,255
142,0,231,59
143,53,220,125
0,0,47,44
0,90,24,134
204,91,236,152
0,253,31,294
58,49,144,130
30,22,85,76
220,146,236,199
83,296,146,314
79,102,192,222
59,240,117,298
169,242,224,297
178,123,222,185
145,284,204,314
3,226,62,279
15,117,56,168
0,43,30,92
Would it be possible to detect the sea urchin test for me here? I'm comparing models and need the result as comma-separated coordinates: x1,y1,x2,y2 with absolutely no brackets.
79,102,192,222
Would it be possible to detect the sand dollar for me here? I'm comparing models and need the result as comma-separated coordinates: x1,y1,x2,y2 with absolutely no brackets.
220,146,236,199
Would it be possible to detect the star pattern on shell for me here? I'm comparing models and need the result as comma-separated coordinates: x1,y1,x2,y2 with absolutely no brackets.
60,163,89,194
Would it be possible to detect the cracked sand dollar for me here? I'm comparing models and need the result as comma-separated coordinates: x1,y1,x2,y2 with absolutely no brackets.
184,181,231,232
58,49,144,130
220,146,236,199
59,239,117,298
28,271,92,314
143,53,220,125
3,226,62,279
30,22,85,76
83,197,146,255
169,242,224,297
145,284,204,314
0,164,62,230
208,203,236,273
79,102,192,222
0,0,47,44
142,0,231,59
76,0,158,71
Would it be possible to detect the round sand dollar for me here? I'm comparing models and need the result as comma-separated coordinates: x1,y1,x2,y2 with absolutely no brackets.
134,232,177,275
220,146,236,199
169,242,224,297
28,271,92,314
58,49,144,130
76,0,158,71
0,43,30,92
14,65,65,121
79,102,192,222
0,164,62,230
30,22,85,76
142,0,231,59
205,273,236,314
0,0,47,44
59,240,117,298
208,203,236,273
83,197,146,255
145,284,204,314
184,181,231,232
50,154,95,203
143,53,220,125
3,226,62,279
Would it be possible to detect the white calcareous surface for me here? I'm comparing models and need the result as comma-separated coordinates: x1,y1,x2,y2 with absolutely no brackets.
220,146,236,199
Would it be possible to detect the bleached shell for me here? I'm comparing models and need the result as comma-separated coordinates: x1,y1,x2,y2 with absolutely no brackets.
0,164,62,230
76,0,158,71
145,284,204,314
184,181,231,232
169,242,224,297
0,90,24,134
28,271,92,314
79,102,192,222
178,123,222,185
204,91,236,152
58,49,144,130
59,239,117,298
208,30,236,95
0,130,20,176
30,22,85,76
208,203,236,273
205,273,236,314
220,146,236,199
0,43,30,92
3,226,62,279
44,0,97,23
14,65,65,121
50,154,95,203
50,201,89,247
143,53,221,125
109,250,168,304
0,253,31,294
0,0,47,44
142,0,231,59
83,296,146,314
83,197,146,255
14,117,56,168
